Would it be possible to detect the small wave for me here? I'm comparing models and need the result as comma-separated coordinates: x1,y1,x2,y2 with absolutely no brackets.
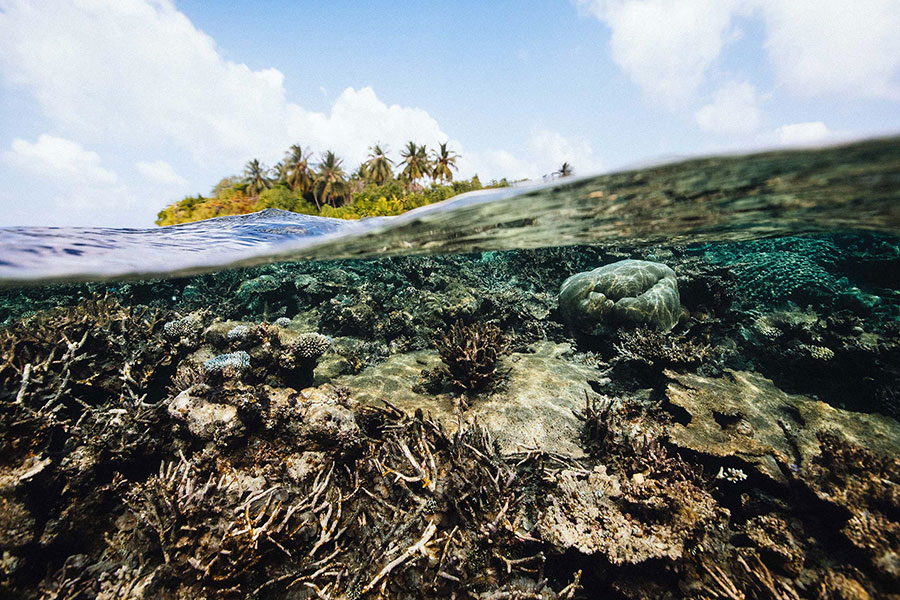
1,137,899,285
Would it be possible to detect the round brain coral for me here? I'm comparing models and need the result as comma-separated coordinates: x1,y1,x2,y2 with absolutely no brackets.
558,259,681,332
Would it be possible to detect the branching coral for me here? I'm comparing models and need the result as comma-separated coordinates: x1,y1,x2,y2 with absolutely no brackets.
0,296,176,460
278,332,332,369
434,319,509,392
128,459,309,589
613,326,713,368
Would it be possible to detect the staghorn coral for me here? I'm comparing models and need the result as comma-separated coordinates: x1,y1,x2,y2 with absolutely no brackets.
434,319,509,393
614,326,713,368
689,551,802,600
127,459,308,589
0,296,176,461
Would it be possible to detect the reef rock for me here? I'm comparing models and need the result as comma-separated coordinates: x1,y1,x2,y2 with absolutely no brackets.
558,259,681,332
338,342,604,457
167,385,244,443
664,369,900,484
537,465,722,565
266,384,361,454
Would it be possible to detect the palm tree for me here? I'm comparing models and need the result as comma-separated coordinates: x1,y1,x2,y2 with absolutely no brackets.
313,151,349,209
273,161,290,186
431,142,459,183
363,144,394,185
417,144,431,181
400,142,429,188
349,163,367,194
284,144,313,195
243,159,273,197
556,162,574,178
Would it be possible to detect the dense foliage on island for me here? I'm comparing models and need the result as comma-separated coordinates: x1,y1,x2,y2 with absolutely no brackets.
155,142,559,226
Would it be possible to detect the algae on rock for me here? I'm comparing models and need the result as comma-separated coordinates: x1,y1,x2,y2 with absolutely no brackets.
664,369,900,483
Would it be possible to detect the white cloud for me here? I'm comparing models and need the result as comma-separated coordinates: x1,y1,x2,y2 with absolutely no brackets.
529,129,604,176
136,160,188,187
287,87,451,169
581,0,900,108
457,129,604,182
3,134,118,184
0,0,456,174
775,121,831,146
457,149,530,182
1,133,140,223
578,0,740,108
758,0,900,99
695,81,764,135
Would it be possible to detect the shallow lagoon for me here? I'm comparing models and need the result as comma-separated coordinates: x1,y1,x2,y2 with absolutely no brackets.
1,139,899,599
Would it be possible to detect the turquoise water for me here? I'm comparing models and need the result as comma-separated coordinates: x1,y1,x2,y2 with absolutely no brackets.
1,138,899,599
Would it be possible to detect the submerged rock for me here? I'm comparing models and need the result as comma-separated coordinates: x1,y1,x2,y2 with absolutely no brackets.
664,369,900,483
538,465,722,565
558,259,681,332
266,384,361,454
338,341,605,457
168,385,244,443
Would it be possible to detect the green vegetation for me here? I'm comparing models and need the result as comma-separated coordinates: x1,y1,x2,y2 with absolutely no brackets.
155,142,512,226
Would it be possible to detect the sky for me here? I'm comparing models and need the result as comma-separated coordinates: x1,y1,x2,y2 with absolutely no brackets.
0,0,898,227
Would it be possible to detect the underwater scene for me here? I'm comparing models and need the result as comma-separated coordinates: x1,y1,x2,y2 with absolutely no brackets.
2,138,900,599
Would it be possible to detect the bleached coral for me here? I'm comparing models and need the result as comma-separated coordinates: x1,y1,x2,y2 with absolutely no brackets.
163,313,203,345
716,466,748,483
203,351,251,376
226,324,252,341
279,333,332,369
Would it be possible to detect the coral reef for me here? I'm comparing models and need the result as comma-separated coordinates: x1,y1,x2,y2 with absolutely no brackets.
558,259,681,332
0,238,899,599
745,306,900,416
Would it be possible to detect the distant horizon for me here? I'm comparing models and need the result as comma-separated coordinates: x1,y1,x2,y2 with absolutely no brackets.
1,0,899,227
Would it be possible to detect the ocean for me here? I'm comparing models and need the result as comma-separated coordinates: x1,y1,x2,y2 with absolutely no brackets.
1,138,898,599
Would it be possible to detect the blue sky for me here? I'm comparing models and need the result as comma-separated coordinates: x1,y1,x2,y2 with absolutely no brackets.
0,0,898,227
